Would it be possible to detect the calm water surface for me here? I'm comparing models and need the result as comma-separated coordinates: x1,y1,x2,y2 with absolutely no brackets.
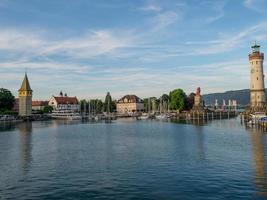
0,118,267,200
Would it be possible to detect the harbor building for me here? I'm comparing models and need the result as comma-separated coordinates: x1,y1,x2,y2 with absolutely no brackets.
48,92,80,112
249,43,266,111
116,95,144,114
18,73,33,116
32,101,48,111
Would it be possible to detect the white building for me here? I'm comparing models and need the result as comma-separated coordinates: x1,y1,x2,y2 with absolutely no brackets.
48,95,80,111
116,95,144,114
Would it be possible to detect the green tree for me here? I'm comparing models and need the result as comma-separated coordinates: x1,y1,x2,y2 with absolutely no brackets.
0,88,15,112
80,99,89,113
160,94,169,112
103,92,115,113
43,105,53,113
169,89,186,111
89,99,103,114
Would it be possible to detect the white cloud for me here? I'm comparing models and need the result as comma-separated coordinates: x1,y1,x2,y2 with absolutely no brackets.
139,4,161,12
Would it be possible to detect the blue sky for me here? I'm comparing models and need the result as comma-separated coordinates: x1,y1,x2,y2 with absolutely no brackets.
0,0,267,100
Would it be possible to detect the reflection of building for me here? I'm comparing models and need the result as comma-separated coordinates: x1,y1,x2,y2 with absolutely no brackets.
18,73,32,116
249,43,266,109
17,122,32,173
48,93,80,111
32,101,48,111
116,95,144,114
249,128,267,196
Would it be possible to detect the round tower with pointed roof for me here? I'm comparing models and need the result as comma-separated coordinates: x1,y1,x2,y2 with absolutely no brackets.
18,73,33,116
249,42,266,108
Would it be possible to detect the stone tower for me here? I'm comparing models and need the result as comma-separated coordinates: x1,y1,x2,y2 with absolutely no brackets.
249,43,266,108
18,73,32,116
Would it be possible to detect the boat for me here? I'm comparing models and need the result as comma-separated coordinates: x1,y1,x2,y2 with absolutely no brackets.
51,109,82,120
248,112,267,125
139,113,149,120
155,114,167,120
0,115,16,121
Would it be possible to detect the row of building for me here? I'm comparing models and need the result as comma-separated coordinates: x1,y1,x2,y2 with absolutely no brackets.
17,74,145,116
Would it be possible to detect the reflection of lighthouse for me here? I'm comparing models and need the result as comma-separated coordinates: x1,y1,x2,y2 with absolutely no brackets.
17,122,33,173
249,43,266,110
249,128,267,196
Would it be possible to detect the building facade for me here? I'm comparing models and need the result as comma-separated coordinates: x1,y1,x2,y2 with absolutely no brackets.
48,94,80,111
32,101,49,111
18,74,32,116
249,43,266,107
116,95,144,114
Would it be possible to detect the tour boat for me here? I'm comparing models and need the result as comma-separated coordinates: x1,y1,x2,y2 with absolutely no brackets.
51,109,82,120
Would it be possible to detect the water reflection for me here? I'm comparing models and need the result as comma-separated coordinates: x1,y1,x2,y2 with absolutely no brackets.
196,126,205,160
17,122,32,173
249,127,267,196
0,122,16,132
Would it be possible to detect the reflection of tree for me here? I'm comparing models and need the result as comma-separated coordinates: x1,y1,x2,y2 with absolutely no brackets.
0,122,16,132
249,128,267,196
17,122,32,173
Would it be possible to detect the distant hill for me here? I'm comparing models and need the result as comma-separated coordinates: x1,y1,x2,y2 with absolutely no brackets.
202,89,262,105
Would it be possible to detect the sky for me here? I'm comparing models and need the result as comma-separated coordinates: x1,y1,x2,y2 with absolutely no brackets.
1,0,267,100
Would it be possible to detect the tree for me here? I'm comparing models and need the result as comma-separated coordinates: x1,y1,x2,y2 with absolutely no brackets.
43,105,53,113
103,92,115,113
80,99,89,113
169,89,186,111
89,99,103,114
0,88,15,112
186,92,195,110
160,94,169,112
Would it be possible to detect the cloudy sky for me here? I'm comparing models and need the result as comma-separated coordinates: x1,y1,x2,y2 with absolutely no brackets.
0,0,267,100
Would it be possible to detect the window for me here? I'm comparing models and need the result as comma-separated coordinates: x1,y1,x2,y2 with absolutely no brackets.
257,77,258,80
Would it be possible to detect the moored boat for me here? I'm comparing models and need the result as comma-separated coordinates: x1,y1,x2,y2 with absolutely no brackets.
51,109,82,120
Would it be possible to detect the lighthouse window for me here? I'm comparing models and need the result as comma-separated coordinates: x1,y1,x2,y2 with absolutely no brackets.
257,77,258,80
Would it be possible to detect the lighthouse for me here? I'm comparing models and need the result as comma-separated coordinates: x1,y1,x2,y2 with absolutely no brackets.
249,42,266,109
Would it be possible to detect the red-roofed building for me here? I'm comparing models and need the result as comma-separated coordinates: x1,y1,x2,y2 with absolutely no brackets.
48,94,80,111
32,100,48,111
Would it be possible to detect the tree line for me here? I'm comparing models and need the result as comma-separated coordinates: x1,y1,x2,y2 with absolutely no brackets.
0,88,196,114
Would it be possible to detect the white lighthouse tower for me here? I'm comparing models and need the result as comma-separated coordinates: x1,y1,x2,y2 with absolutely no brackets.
249,42,266,109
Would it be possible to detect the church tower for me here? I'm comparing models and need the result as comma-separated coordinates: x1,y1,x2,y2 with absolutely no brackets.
249,43,266,108
18,73,32,116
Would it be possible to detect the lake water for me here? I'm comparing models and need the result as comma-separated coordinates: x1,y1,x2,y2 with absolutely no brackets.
0,118,267,200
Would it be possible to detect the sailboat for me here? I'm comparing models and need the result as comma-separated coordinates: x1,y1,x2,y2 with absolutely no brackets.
139,98,150,120
156,98,167,120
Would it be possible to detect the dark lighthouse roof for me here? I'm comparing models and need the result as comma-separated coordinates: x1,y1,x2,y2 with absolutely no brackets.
19,73,32,91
